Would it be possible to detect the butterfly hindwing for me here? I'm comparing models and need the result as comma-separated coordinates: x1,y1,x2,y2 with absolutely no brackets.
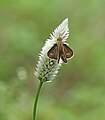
61,54,67,63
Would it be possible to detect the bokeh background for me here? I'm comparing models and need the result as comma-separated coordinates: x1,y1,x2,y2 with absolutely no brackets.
0,0,105,120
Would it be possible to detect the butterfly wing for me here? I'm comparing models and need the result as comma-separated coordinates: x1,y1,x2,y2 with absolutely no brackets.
47,44,58,60
61,54,67,63
63,44,73,58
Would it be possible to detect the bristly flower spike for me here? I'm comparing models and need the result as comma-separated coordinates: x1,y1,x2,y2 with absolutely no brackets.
35,18,69,82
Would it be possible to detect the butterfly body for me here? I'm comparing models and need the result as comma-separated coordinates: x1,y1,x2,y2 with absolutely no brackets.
47,40,73,63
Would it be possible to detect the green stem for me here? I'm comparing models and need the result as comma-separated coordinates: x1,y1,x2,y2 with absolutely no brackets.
33,81,43,120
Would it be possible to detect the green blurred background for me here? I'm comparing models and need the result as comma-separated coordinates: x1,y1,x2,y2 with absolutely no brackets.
0,0,105,120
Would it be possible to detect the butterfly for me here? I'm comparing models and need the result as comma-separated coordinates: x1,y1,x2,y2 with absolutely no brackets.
47,40,73,63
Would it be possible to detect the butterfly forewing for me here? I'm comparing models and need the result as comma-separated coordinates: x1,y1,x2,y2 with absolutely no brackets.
63,44,73,58
47,44,58,60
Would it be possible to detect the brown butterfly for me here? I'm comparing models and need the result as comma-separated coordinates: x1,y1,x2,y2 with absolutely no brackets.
47,40,73,63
